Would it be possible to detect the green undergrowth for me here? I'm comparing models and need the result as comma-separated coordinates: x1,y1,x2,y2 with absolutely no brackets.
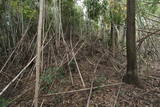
69,60,76,73
0,97,9,107
40,66,66,93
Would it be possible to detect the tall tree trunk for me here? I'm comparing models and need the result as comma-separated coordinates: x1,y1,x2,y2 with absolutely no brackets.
34,0,44,106
123,0,139,85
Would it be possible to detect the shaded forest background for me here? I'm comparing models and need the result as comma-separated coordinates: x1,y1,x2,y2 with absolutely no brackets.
0,0,160,106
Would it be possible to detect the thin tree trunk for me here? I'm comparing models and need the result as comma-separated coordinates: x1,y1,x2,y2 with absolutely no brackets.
34,0,44,106
110,22,116,57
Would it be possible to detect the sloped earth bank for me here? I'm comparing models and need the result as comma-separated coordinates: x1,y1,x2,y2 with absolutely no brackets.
0,39,160,107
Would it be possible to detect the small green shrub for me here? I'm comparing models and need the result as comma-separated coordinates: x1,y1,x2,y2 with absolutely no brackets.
0,97,9,107
40,66,65,92
41,66,65,84
69,60,76,73
95,76,108,85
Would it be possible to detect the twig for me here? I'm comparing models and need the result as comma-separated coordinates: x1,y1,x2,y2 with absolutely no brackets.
69,37,86,88
67,54,74,85
8,87,33,104
43,83,123,96
68,42,85,64
86,53,108,107
86,81,94,107
40,99,45,107
0,57,36,96
113,67,126,107
137,29,160,49
0,23,31,74
113,84,122,107
71,48,86,87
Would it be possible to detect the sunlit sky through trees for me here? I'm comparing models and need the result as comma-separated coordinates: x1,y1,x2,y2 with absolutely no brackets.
76,0,87,19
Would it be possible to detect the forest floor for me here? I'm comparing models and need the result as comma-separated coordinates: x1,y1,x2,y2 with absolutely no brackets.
0,37,160,107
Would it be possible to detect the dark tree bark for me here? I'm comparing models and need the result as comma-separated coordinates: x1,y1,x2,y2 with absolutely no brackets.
123,0,139,85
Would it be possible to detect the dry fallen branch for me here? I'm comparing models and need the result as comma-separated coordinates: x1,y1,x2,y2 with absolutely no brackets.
0,22,31,74
86,52,107,107
0,57,36,96
137,30,160,49
0,34,53,96
8,87,34,104
71,50,86,87
43,83,123,96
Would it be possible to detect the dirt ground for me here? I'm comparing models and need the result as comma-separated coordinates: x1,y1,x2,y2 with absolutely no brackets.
0,40,160,107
